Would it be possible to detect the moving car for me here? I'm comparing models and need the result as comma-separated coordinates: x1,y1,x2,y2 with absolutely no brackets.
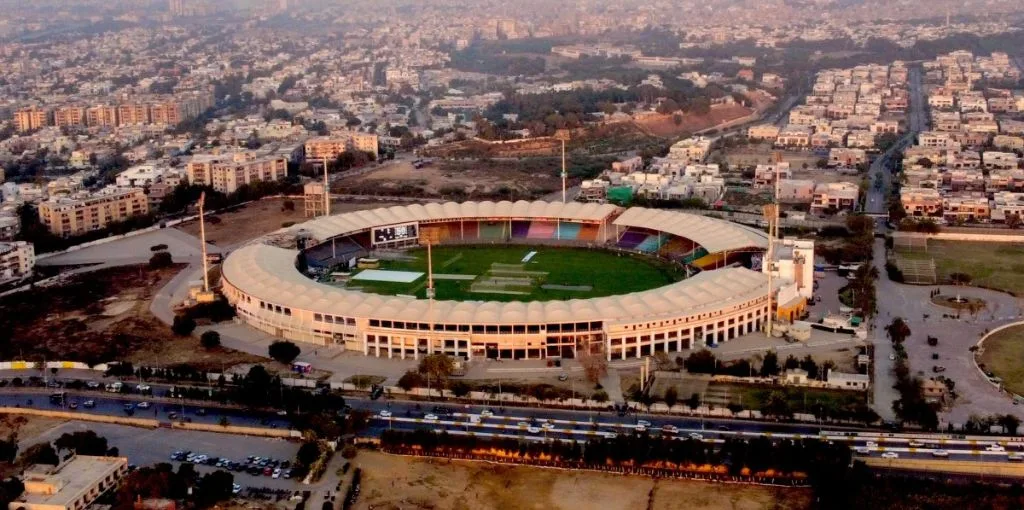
83,400,96,408
986,444,1006,452
423,413,439,421
855,447,870,454
1009,453,1024,461
637,420,651,427
931,449,949,458
378,410,392,418
880,452,899,459
688,433,703,440
661,425,679,434
479,409,494,418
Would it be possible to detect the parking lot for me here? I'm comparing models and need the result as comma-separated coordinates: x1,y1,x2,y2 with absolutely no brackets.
21,421,302,490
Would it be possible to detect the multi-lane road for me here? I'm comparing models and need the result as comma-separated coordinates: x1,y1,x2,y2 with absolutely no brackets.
7,387,1024,467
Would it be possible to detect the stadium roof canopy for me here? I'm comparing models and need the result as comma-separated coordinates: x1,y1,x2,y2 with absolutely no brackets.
612,207,769,253
290,200,620,242
223,244,769,326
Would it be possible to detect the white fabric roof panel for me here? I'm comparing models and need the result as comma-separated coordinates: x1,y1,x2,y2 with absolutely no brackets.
223,244,769,326
288,200,621,242
612,207,769,254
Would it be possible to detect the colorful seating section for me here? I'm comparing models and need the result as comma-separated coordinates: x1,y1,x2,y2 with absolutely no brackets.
578,224,600,241
526,221,556,239
555,222,581,240
511,221,531,238
617,230,648,249
480,222,508,240
635,235,662,253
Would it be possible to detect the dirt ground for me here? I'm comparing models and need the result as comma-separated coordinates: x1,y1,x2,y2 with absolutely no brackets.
177,197,410,247
340,160,561,198
0,264,264,371
353,451,811,510
635,105,755,138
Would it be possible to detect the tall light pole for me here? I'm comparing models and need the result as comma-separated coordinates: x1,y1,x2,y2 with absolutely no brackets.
554,129,571,203
322,157,331,216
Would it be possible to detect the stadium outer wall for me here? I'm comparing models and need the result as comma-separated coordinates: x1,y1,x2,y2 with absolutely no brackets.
220,201,771,362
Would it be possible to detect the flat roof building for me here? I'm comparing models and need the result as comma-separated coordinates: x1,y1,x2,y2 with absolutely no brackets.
10,455,129,510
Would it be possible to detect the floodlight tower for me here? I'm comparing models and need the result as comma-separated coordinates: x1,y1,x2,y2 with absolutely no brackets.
199,192,209,292
322,157,331,216
554,129,571,203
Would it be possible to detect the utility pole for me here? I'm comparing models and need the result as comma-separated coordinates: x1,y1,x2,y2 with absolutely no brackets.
198,192,210,293
322,157,331,216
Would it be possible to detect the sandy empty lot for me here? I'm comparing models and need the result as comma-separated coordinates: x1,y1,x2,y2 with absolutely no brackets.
354,451,811,510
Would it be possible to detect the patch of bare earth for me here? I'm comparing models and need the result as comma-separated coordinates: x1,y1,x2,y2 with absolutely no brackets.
353,451,811,510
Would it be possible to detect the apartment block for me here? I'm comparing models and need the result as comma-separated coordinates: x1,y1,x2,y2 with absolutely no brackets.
38,188,150,237
13,107,49,133
186,152,288,194
54,106,86,128
85,105,118,127
117,103,150,126
0,241,34,282
305,132,380,161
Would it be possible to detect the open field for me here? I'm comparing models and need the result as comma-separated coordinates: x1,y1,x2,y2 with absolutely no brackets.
634,104,755,138
353,450,812,510
345,245,683,301
704,383,868,414
896,241,1024,295
0,264,264,370
177,197,405,248
339,159,562,199
979,324,1024,397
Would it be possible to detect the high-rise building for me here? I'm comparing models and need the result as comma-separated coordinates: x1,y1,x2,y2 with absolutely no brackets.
13,107,49,133
304,132,379,161
117,103,150,126
54,106,86,128
38,188,150,237
186,151,288,194
85,105,118,128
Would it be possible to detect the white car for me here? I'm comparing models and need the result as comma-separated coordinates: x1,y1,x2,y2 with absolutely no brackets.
272,468,281,479
866,441,878,448
86,381,101,389
661,425,679,434
688,433,703,440
527,426,540,434
378,410,392,418
137,384,151,392
636,420,651,427
469,416,481,424
1009,453,1024,461
908,440,925,448
889,354,896,361
232,484,241,495
881,452,899,459
517,421,530,428
855,447,871,454
540,422,555,430
635,424,647,432
603,431,618,439
480,409,494,418
986,444,1006,452
931,449,949,457
423,414,439,421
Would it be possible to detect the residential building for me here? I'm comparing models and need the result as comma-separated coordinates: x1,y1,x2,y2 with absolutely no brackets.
811,182,859,213
777,179,815,204
666,137,712,164
942,193,990,223
8,455,129,510
186,152,288,194
826,370,870,390
990,191,1024,223
900,187,942,217
746,124,780,141
14,107,49,133
0,241,34,282
85,105,118,128
983,151,1020,171
38,187,150,237
116,164,170,188
829,148,867,167
305,132,379,160
54,106,86,128
117,103,150,126
775,125,812,147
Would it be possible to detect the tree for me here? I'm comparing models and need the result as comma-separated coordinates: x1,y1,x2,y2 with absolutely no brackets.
418,354,455,388
579,351,608,384
282,199,296,211
762,391,792,419
800,355,819,380
296,441,321,467
685,393,701,410
450,381,471,398
194,470,234,507
171,315,196,336
200,331,221,349
149,251,173,268
683,349,718,374
663,387,679,408
397,370,425,391
54,431,109,456
949,272,972,285
783,354,800,371
18,442,58,466
591,390,609,403
998,414,1022,435
268,340,301,364
1007,213,1022,230
759,351,780,377
656,98,680,115
886,318,912,344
